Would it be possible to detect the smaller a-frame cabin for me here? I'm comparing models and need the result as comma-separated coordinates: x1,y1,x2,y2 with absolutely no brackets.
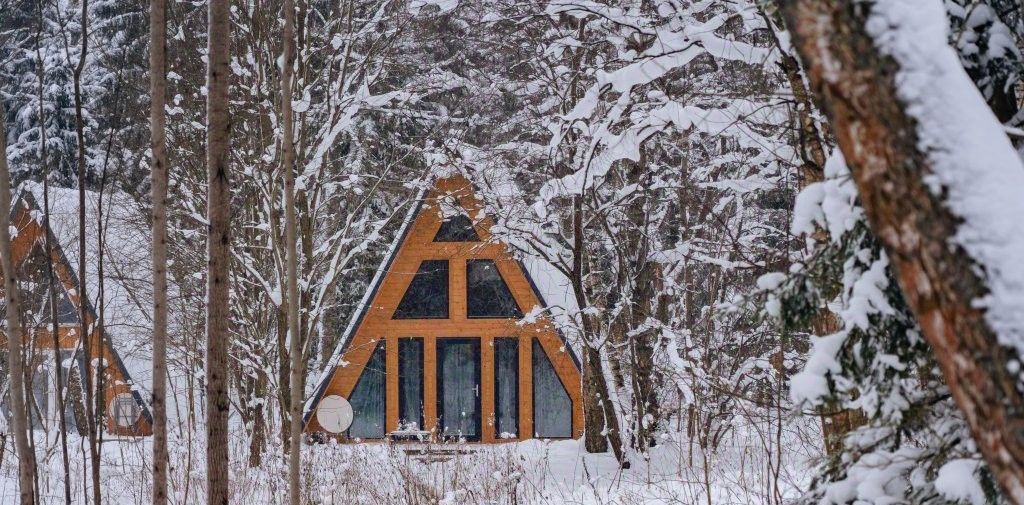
1,189,152,436
305,175,582,442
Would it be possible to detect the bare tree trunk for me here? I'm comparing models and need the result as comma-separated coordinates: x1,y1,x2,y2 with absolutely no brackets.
778,0,1024,500
33,4,71,500
0,102,37,505
205,0,233,500
571,196,625,464
71,1,103,501
281,0,303,501
149,0,169,501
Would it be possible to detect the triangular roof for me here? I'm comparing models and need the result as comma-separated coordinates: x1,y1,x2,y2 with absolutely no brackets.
3,187,153,435
304,175,581,429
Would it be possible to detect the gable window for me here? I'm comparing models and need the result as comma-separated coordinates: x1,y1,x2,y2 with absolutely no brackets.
434,214,480,242
393,260,449,319
467,260,522,318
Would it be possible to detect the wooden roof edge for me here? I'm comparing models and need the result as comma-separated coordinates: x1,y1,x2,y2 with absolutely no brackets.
303,186,428,424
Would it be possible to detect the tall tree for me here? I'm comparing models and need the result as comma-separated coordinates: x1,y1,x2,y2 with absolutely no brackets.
281,0,302,501
34,1,72,499
778,0,1024,501
0,101,36,505
70,0,103,501
205,0,232,501
149,0,169,500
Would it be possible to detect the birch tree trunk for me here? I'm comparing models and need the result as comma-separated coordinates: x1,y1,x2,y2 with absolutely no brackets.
71,1,103,501
205,0,233,501
281,0,303,501
149,0,169,500
0,102,36,505
777,0,1024,501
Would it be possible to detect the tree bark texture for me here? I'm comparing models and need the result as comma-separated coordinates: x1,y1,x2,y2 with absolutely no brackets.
205,0,233,501
572,196,625,463
778,0,1024,501
0,102,37,505
149,0,170,501
282,0,303,501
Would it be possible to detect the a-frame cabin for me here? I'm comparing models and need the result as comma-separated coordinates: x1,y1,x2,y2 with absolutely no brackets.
305,175,582,442
1,189,152,436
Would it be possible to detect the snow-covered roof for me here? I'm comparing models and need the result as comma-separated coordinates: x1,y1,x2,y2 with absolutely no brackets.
17,182,155,396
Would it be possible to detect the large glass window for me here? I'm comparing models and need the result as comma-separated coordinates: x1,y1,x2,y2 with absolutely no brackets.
494,338,519,438
437,340,481,441
348,341,386,439
2,351,80,432
532,339,572,438
398,338,424,430
434,214,480,242
467,260,522,318
393,260,449,319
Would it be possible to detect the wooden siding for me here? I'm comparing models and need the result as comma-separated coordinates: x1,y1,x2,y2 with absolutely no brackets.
305,176,583,442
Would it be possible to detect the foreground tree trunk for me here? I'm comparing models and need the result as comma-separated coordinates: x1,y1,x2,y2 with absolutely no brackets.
281,0,303,501
205,0,233,501
71,1,103,500
149,0,170,501
778,0,1024,501
571,196,625,463
0,102,37,505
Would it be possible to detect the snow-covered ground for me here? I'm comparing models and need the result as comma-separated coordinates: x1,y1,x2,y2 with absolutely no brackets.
0,418,820,504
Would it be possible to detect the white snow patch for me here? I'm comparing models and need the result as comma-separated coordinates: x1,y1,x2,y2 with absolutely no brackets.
935,459,986,505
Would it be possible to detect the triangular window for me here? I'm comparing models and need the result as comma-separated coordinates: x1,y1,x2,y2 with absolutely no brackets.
348,341,386,439
393,260,449,319
467,260,522,318
532,339,572,438
44,287,79,325
434,214,480,242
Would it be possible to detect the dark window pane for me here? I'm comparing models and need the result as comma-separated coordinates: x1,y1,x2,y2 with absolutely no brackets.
437,340,480,440
434,214,480,242
398,338,424,430
393,260,449,319
494,338,519,438
467,260,522,318
44,287,79,325
533,339,571,438
348,341,386,439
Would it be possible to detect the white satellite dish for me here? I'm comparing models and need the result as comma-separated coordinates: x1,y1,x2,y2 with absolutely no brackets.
316,395,353,434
